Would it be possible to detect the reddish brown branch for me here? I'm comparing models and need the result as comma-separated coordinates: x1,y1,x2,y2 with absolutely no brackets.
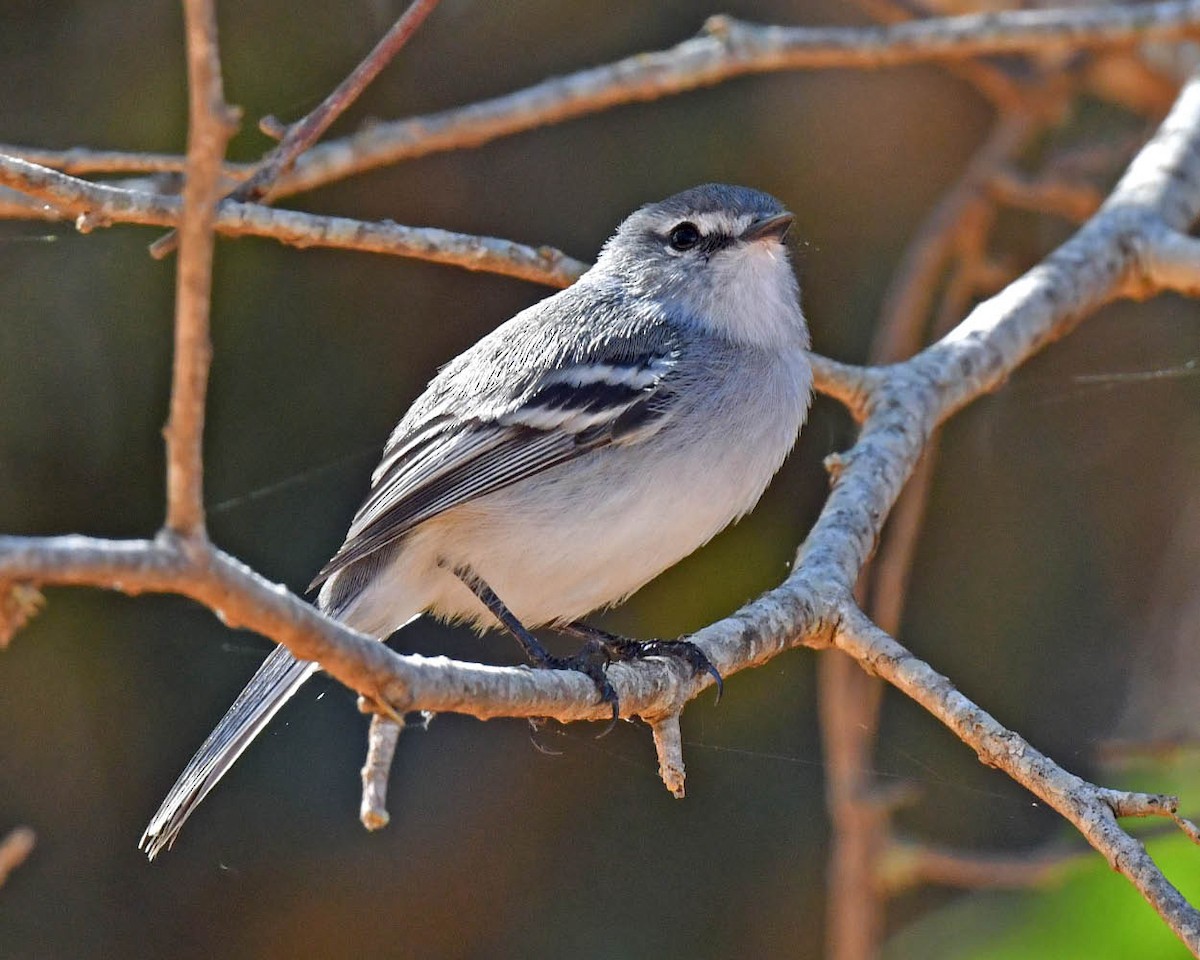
163,0,238,537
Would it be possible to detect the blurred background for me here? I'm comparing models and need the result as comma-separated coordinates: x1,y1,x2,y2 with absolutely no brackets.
2,1,1199,957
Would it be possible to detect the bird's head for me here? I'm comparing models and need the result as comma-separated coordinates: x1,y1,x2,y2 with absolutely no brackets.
594,183,806,349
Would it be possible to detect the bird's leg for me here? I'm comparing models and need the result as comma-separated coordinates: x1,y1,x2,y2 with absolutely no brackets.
559,621,724,703
452,567,618,722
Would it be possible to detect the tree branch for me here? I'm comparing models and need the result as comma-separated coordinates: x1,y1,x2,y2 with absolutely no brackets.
360,713,404,831
163,0,238,537
3,3,1200,200
0,155,589,288
837,606,1200,948
0,827,35,890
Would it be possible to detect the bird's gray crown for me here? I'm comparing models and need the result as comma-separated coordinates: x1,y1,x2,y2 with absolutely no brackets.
642,183,783,221
612,184,786,243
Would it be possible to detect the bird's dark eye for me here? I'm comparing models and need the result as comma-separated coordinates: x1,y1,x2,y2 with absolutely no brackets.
667,222,701,251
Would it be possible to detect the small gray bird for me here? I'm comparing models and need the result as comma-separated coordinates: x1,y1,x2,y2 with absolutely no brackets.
140,183,812,858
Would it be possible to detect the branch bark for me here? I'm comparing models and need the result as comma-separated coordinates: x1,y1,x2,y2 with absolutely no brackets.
0,155,589,287
163,0,238,537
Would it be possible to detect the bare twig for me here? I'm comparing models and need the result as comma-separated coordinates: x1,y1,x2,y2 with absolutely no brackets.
0,155,588,288
0,144,222,178
245,0,441,202
0,827,36,889
360,713,404,830
879,839,1091,893
650,715,687,798
163,0,238,537
150,0,443,257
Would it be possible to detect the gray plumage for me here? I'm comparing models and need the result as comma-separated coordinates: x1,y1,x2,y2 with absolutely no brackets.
140,184,812,858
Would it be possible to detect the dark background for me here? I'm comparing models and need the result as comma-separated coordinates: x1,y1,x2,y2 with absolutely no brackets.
2,1,1199,957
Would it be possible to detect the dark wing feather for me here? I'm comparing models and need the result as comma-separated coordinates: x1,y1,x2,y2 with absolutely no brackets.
308,360,678,592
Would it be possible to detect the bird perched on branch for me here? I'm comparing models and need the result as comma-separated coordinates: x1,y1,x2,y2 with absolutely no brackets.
141,183,813,858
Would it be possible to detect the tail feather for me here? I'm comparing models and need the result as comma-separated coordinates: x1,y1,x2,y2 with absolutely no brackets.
139,644,317,860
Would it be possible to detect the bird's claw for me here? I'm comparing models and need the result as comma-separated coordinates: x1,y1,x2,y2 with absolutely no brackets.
541,641,621,737
603,637,723,705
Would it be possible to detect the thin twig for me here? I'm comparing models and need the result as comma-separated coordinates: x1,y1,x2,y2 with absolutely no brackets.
360,713,404,830
989,170,1105,222
880,839,1091,894
150,0,443,257
246,0,442,201
163,0,238,537
650,715,687,798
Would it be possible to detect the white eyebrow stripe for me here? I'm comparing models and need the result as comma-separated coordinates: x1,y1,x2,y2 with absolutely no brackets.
686,211,753,237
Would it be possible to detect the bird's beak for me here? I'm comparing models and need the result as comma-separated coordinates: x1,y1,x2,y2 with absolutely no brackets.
741,212,794,244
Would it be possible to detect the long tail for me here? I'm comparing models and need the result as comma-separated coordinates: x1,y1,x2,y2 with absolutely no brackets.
138,644,317,860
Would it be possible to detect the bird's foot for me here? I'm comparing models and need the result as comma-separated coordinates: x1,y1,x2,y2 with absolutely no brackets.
561,623,724,706
535,640,621,731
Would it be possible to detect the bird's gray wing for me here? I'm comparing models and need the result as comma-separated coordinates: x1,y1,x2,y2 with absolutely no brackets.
308,340,682,591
